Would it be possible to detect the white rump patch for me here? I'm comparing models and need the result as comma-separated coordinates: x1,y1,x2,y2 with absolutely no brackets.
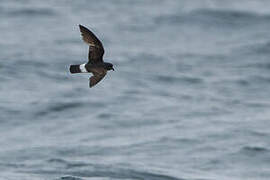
79,63,87,73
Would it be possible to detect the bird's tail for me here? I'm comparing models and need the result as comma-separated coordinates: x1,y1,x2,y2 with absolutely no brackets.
70,65,81,73
69,64,87,74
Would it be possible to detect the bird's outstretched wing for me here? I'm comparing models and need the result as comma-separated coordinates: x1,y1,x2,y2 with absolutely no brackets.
89,68,107,88
79,25,104,63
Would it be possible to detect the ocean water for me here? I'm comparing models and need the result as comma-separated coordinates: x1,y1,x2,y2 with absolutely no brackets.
1,0,270,179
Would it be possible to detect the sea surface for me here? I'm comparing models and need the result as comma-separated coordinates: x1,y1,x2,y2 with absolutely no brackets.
1,0,270,179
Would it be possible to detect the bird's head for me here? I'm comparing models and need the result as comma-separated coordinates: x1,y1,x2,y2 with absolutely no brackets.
104,62,114,71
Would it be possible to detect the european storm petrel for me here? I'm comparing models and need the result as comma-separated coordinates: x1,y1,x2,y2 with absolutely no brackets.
69,25,114,88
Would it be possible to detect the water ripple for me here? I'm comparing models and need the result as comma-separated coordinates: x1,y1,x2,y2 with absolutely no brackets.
2,8,56,17
155,8,270,28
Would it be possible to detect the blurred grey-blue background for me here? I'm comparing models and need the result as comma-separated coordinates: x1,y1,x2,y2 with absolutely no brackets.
1,0,270,179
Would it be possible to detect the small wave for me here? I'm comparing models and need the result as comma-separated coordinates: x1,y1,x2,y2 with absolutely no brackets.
35,102,84,117
242,61,270,72
58,176,83,180
0,162,26,168
241,41,270,55
244,101,270,108
47,158,95,169
98,113,114,119
155,9,270,28
3,8,56,17
47,158,68,164
156,75,203,85
248,130,270,137
250,75,270,83
248,62,270,70
191,9,270,23
231,145,270,159
27,169,186,180
28,160,187,180
234,79,250,87
48,102,83,112
242,146,269,153
67,169,184,180
215,78,251,88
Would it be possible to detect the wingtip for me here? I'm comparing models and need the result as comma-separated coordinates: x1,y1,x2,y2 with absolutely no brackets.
79,24,87,28
79,24,85,29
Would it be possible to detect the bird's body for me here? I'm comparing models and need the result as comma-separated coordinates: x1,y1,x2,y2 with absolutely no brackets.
69,25,114,88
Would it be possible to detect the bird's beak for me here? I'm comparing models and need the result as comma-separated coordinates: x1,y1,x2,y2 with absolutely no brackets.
112,68,115,71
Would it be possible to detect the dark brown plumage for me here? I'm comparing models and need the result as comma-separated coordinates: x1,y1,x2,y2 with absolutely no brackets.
89,67,107,87
69,25,114,88
79,25,104,63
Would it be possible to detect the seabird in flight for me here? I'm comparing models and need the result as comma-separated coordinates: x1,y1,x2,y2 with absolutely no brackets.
69,25,114,88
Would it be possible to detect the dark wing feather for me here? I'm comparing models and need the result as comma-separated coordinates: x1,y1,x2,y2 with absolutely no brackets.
89,68,107,88
79,25,104,63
